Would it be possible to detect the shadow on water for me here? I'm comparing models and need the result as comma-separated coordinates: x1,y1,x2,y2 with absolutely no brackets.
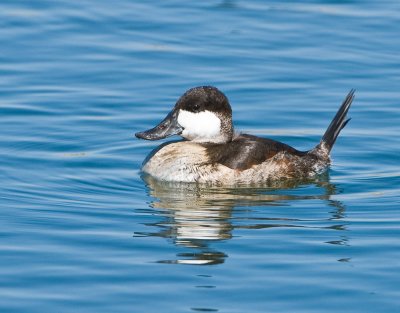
135,172,346,265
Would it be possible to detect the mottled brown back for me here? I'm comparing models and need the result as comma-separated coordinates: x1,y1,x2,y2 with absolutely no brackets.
203,134,306,171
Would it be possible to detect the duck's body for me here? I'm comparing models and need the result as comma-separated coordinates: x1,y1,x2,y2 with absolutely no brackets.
136,86,354,185
142,135,326,184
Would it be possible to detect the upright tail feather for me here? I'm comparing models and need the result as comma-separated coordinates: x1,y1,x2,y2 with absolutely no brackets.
319,89,355,153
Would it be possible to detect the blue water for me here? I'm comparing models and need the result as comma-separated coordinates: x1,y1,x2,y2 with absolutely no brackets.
1,1,399,312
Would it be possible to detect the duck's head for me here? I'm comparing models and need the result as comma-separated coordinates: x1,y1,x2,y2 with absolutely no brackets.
135,86,233,144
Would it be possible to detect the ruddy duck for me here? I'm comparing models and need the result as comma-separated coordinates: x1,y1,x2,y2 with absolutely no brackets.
136,86,355,184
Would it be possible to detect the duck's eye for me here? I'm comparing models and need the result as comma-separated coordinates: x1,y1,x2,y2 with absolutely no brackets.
192,103,200,112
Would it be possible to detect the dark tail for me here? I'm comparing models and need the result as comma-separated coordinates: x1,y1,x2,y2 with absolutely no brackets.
319,89,355,153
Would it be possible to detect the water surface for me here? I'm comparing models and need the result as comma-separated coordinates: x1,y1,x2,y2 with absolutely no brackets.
1,1,400,312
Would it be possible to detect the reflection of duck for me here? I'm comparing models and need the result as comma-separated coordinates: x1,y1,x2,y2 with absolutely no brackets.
137,174,347,265
136,86,355,184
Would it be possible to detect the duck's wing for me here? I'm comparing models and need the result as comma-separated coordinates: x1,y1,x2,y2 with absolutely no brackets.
205,134,306,171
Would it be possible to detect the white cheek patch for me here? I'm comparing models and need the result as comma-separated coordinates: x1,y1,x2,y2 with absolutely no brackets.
177,109,221,141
